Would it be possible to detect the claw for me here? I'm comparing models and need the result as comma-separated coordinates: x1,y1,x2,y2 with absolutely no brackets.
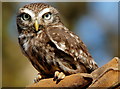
53,71,59,81
34,73,42,83
58,72,65,80
53,71,65,84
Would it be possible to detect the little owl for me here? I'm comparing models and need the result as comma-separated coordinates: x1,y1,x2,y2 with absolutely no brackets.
16,3,98,83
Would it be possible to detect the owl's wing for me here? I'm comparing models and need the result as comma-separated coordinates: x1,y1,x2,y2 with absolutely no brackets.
46,27,98,71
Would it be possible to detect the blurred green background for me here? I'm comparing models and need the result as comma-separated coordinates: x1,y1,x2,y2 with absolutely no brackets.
2,2,118,87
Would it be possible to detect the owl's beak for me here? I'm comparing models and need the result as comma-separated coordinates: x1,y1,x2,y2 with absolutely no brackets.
34,20,39,31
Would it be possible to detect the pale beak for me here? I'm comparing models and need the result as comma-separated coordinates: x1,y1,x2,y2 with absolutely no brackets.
34,20,39,31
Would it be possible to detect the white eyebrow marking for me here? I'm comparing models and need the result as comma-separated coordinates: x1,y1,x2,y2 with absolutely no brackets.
20,8,35,18
38,8,50,17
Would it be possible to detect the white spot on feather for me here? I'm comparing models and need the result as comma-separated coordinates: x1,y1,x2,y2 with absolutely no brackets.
89,64,92,68
70,33,74,37
90,60,93,64
23,41,29,51
52,33,56,35
71,49,75,53
83,53,87,57
76,38,80,43
57,34,60,36
79,50,83,54
75,52,78,57
70,44,73,47
19,34,25,39
59,42,66,50
74,58,77,61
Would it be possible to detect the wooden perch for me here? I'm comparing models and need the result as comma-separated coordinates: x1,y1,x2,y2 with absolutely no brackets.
27,73,92,88
26,57,119,88
88,57,119,88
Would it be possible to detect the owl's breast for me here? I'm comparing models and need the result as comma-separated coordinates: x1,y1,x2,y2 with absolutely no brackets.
18,33,31,54
18,31,58,75
18,31,48,52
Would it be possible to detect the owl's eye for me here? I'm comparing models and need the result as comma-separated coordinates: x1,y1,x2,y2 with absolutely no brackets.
21,13,31,21
42,12,52,20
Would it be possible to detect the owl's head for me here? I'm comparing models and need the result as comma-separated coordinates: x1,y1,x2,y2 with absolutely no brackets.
17,3,60,33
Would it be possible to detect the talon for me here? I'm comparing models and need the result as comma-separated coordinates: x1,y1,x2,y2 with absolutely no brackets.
53,71,65,83
58,72,65,80
53,71,59,81
34,73,42,83
34,77,37,83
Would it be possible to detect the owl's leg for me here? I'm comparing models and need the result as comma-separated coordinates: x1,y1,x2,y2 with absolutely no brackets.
53,71,65,83
34,73,42,83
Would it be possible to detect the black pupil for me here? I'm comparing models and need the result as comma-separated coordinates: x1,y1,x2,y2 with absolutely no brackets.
45,14,49,17
25,14,29,18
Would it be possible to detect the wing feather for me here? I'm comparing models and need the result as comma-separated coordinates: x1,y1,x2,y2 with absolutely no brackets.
46,26,98,71
46,27,89,59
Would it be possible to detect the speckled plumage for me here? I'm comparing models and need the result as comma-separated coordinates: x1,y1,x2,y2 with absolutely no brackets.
16,3,98,80
23,3,50,14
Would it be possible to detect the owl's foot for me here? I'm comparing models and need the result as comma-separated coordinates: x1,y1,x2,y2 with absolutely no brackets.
34,73,42,83
53,71,65,84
